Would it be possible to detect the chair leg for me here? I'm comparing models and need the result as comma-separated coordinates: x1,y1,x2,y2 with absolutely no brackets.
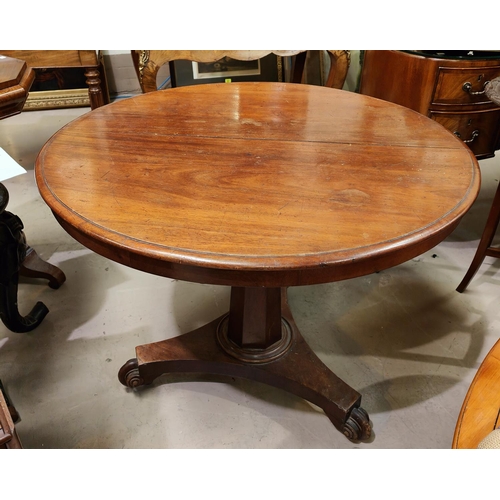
290,52,308,84
0,379,19,423
457,180,500,292
0,378,22,448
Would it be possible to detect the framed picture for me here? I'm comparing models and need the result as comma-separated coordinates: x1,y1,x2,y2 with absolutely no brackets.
24,67,91,110
169,54,283,87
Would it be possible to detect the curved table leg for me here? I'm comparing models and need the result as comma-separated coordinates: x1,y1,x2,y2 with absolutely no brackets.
20,246,66,289
0,183,65,332
0,276,49,333
118,287,372,442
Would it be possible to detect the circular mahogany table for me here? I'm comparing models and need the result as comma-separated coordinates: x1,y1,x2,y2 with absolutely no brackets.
35,82,480,442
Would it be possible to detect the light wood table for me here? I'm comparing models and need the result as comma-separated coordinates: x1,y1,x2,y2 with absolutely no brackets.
453,339,500,448
35,82,480,442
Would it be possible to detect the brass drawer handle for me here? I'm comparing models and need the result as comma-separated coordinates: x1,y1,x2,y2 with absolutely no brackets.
454,129,479,143
462,81,491,95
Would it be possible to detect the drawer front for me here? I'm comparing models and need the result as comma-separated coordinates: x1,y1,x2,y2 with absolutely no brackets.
433,66,500,105
429,109,500,158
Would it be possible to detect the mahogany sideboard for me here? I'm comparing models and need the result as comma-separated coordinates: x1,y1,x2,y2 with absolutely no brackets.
0,50,109,110
359,50,500,160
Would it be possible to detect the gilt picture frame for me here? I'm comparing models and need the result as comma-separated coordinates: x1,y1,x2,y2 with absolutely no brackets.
24,67,90,110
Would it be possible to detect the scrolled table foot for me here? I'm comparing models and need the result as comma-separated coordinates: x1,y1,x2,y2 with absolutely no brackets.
341,406,372,442
118,358,146,388
0,282,49,333
20,246,66,289
1,191,63,332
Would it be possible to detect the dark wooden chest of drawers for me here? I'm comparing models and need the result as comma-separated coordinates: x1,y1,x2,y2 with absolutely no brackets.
359,50,500,159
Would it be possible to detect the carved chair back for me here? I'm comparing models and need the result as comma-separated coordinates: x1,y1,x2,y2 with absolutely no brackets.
132,50,350,93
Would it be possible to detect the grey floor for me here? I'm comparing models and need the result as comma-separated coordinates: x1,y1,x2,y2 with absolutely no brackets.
1,105,499,449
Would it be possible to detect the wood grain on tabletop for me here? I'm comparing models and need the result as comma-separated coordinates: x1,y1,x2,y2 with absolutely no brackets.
35,82,480,287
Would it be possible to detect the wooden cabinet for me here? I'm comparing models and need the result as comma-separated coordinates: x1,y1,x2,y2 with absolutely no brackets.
0,55,34,119
359,50,500,159
0,50,109,110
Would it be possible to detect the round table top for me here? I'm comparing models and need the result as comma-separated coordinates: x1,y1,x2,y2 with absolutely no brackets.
35,82,480,287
